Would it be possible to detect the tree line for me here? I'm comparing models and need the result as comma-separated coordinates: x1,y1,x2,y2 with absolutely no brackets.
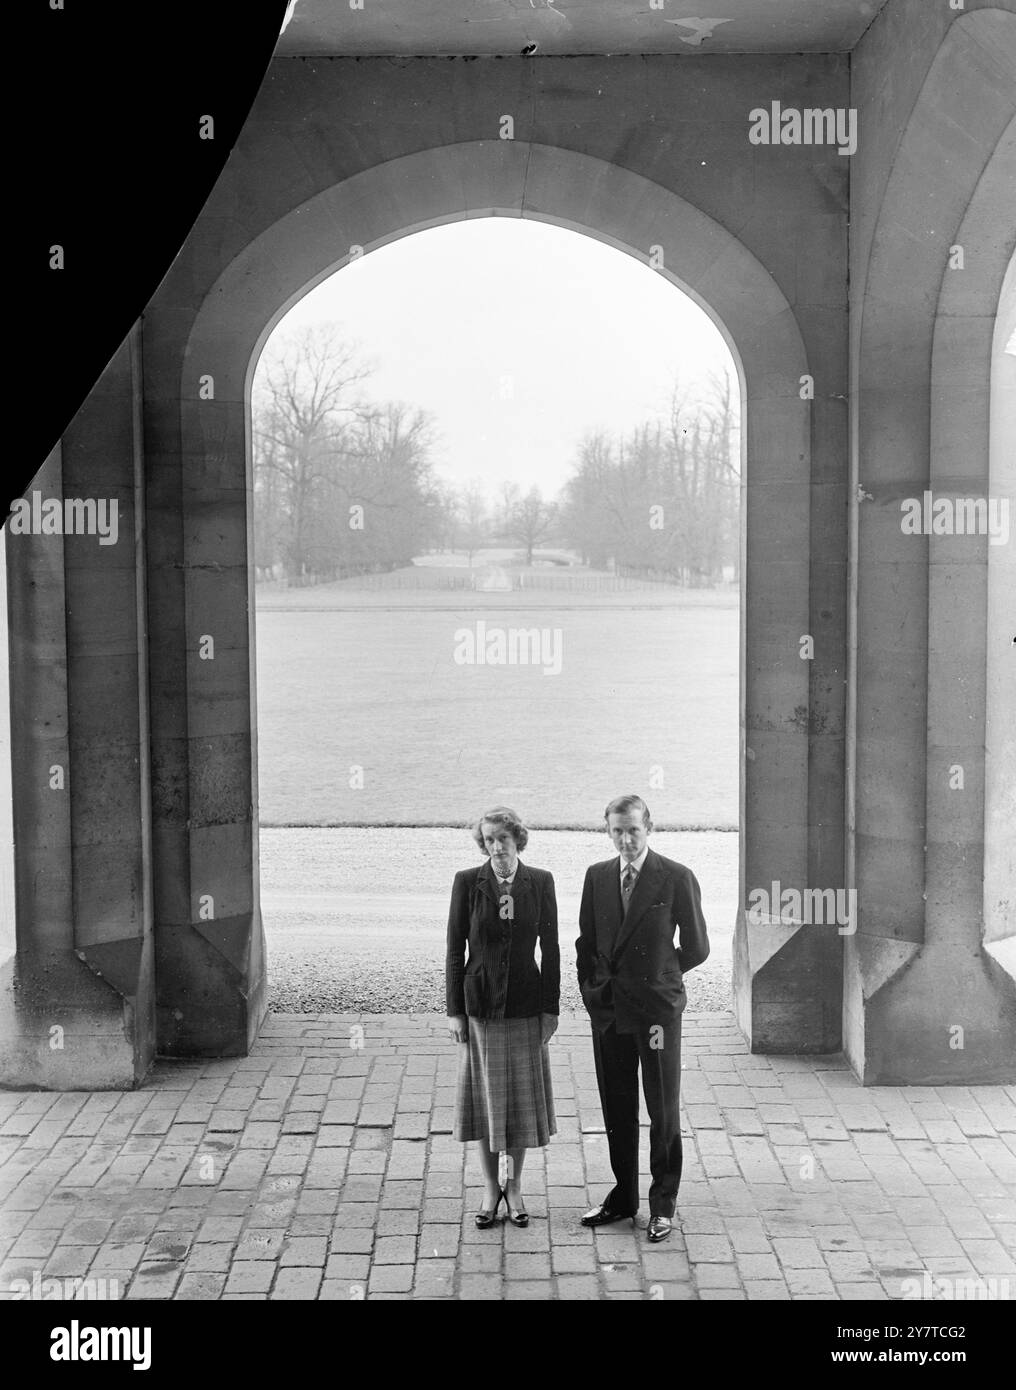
252,325,443,583
560,374,739,585
253,325,738,586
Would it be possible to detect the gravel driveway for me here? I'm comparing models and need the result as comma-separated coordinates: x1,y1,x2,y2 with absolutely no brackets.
260,827,737,1013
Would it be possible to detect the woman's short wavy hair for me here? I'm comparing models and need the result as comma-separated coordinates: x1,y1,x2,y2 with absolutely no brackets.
471,806,529,855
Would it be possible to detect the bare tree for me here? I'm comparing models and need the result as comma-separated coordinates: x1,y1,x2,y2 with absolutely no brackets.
455,479,489,565
508,487,557,565
252,324,371,584
496,481,521,540
559,373,739,585
338,402,443,570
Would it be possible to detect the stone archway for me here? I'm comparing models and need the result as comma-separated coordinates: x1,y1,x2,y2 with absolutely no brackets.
9,35,1015,1087
847,9,1016,1082
146,140,832,1057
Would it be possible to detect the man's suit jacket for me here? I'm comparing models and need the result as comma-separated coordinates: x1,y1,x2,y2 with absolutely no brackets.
576,848,709,1034
446,859,560,1020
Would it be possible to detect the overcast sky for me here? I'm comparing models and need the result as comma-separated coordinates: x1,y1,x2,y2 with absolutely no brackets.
264,217,737,498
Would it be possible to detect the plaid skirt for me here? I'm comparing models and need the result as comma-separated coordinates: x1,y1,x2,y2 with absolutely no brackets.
454,1015,557,1150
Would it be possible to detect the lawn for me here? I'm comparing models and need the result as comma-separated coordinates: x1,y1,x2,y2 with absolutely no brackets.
254,589,739,828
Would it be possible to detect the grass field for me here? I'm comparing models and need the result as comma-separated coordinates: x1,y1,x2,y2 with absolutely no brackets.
254,585,739,828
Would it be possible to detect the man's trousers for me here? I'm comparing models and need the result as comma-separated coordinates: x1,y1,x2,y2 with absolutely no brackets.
590,1016,683,1218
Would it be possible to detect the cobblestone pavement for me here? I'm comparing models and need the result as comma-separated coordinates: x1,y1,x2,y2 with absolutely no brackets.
1,1013,1015,1301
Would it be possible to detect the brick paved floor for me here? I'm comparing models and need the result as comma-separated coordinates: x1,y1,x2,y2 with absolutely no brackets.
1,1012,1015,1301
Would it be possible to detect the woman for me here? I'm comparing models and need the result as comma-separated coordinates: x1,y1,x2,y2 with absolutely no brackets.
446,806,560,1228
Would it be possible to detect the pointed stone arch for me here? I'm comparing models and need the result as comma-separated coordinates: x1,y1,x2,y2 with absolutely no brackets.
142,139,834,1057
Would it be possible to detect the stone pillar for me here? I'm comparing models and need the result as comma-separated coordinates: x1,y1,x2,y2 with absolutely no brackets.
0,330,155,1088
731,261,848,1055
983,253,1016,999
143,311,267,1057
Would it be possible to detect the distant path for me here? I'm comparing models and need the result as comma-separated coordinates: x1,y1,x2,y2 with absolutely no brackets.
260,827,737,1014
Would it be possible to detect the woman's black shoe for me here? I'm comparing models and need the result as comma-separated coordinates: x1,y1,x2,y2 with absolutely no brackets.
475,1190,506,1229
503,1187,529,1227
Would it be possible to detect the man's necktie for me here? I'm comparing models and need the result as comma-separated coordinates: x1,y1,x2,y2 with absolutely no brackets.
622,865,637,916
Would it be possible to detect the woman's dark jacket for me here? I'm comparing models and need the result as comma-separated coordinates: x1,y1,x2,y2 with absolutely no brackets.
445,859,560,1019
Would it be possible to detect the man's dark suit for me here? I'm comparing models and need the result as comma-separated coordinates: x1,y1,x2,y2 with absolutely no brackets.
576,848,709,1218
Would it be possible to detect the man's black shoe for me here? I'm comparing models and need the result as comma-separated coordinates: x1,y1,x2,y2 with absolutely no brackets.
647,1216,673,1242
580,1202,637,1228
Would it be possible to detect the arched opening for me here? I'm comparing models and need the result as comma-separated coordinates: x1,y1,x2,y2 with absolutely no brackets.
154,140,823,1058
247,215,742,1013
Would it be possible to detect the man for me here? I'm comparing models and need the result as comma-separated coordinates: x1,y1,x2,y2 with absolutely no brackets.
576,794,709,1242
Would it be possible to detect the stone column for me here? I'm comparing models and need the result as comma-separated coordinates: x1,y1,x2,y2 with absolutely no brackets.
143,306,267,1057
0,331,155,1088
983,254,1016,1005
